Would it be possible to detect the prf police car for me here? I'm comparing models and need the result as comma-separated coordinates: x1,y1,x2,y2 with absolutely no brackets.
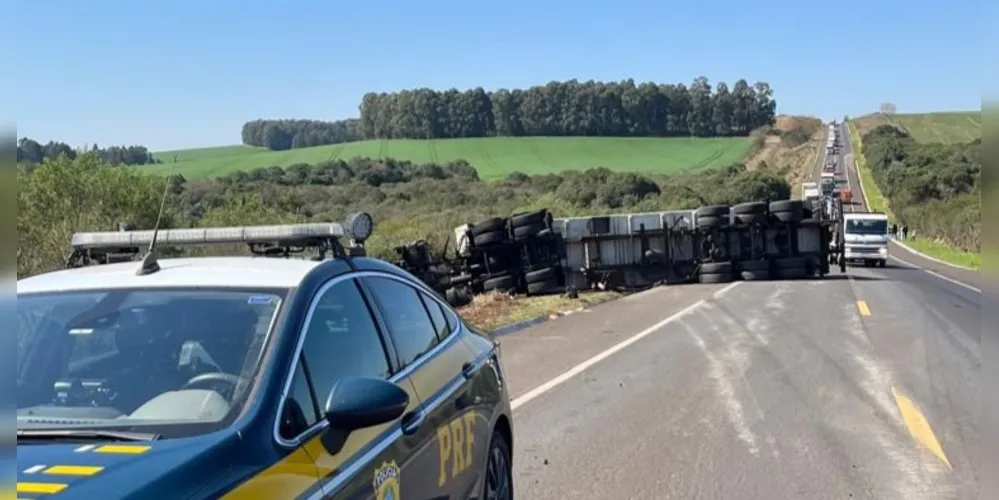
16,213,514,499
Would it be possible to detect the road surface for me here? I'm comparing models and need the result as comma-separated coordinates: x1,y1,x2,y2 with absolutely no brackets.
496,123,981,499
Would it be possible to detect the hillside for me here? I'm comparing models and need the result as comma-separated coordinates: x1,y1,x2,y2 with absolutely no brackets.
851,111,980,144
146,136,751,180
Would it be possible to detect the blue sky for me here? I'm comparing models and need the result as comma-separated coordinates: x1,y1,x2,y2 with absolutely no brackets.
13,0,981,151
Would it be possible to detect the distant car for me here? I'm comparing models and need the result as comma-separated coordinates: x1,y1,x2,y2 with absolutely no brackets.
16,216,514,500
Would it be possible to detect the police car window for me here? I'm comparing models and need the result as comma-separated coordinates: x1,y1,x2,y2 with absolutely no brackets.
364,277,440,368
280,361,320,440
420,292,451,340
300,279,390,411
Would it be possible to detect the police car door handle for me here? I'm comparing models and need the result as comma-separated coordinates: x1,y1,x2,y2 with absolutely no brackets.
400,410,425,435
461,362,476,380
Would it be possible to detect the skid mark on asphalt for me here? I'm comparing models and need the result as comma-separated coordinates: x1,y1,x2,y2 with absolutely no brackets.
681,315,760,456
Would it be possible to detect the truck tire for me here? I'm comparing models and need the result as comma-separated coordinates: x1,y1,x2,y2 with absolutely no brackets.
738,259,769,272
776,266,808,280
700,261,732,274
695,205,730,218
697,216,729,229
735,213,768,225
483,275,517,293
526,278,560,295
740,270,771,281
525,267,557,284
473,230,507,247
879,259,887,268
774,209,804,223
470,217,506,236
510,210,546,228
769,200,803,213
699,272,733,284
732,201,766,215
513,222,546,241
775,257,807,270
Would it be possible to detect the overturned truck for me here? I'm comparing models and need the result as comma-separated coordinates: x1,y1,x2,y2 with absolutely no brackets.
394,197,848,306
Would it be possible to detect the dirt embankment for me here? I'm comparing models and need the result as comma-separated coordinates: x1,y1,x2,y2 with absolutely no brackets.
745,115,825,196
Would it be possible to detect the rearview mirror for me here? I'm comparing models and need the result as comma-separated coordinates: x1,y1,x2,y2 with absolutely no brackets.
324,377,409,431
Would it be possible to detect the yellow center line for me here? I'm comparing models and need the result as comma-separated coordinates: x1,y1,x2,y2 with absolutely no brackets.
17,482,68,494
44,465,104,476
891,387,952,469
856,300,871,316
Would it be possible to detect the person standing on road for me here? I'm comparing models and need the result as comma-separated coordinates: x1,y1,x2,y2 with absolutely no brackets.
891,223,898,239
901,225,908,240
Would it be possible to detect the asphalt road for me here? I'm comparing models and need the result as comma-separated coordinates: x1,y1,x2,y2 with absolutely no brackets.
496,123,981,499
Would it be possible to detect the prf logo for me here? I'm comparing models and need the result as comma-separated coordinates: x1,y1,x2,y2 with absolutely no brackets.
372,461,401,500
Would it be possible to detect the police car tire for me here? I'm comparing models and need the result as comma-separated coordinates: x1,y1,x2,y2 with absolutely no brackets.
773,208,804,223
526,278,560,295
732,201,767,215
738,259,769,272
483,275,517,293
471,217,506,236
481,431,513,500
700,261,732,274
513,222,546,241
525,266,557,284
510,210,546,228
741,269,771,281
695,205,730,218
735,213,767,225
696,215,729,228
474,230,507,247
769,200,803,213
699,272,733,284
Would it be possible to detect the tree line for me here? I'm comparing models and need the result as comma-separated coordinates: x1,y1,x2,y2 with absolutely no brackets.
16,137,160,167
214,157,480,187
242,77,777,150
860,125,980,252
18,152,790,278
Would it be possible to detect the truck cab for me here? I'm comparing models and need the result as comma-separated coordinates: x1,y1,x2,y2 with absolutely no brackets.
820,173,836,196
842,212,889,267
802,182,820,204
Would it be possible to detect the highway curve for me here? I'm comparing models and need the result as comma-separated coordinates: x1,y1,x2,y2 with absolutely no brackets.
496,123,981,499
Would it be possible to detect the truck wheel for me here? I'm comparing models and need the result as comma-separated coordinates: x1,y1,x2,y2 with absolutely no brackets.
879,259,887,268
700,261,732,274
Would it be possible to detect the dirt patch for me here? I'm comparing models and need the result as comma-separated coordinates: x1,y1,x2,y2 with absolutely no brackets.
457,290,622,332
745,115,825,195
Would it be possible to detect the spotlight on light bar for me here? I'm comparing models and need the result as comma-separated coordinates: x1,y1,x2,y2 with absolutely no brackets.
71,222,348,250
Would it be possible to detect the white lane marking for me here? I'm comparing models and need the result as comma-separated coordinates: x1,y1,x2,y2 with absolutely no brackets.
889,255,981,293
510,282,742,410
23,465,46,474
74,444,97,452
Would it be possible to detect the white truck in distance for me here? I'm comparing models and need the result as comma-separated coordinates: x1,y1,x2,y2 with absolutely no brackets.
842,212,890,267
802,182,820,203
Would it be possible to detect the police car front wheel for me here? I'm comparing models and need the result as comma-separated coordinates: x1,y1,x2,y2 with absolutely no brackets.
483,431,513,500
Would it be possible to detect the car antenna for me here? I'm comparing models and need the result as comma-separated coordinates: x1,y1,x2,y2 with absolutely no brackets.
136,168,175,276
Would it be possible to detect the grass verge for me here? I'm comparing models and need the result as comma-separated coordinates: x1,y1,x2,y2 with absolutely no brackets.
850,111,981,144
848,120,981,269
899,238,981,269
458,290,623,332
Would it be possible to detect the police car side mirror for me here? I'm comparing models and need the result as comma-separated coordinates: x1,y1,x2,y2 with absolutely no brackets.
323,377,409,431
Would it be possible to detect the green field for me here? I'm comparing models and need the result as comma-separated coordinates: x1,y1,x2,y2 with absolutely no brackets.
145,137,751,180
852,111,980,144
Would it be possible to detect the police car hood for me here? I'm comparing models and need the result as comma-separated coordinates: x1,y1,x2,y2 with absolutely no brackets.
16,432,240,498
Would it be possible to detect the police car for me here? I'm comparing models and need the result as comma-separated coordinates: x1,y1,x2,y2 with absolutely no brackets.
16,213,514,499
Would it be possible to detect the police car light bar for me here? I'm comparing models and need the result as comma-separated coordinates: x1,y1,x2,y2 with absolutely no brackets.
71,222,348,250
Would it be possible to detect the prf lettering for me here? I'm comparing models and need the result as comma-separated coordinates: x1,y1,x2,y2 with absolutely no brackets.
437,413,476,487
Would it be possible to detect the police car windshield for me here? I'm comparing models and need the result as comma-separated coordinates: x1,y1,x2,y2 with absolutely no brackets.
16,288,284,436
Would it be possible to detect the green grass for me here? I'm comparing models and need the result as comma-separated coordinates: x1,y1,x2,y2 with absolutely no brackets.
145,137,751,180
847,119,981,269
853,111,981,144
900,238,980,269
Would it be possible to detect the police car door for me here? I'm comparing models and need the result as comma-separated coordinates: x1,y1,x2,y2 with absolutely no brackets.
360,275,481,499
280,277,421,500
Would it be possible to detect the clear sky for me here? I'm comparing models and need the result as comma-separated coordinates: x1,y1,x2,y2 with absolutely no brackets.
13,0,981,151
